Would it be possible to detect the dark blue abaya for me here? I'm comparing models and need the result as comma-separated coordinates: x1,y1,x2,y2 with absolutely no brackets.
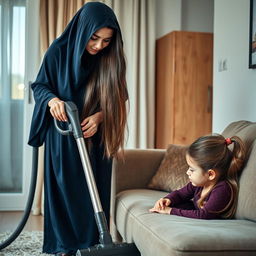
28,2,122,254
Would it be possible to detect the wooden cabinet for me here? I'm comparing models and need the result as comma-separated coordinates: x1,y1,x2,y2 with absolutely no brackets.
155,31,213,148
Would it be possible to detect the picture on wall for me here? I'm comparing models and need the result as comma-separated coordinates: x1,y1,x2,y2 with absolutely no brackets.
249,0,256,68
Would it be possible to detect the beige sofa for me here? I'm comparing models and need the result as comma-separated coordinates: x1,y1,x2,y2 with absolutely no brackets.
111,121,256,256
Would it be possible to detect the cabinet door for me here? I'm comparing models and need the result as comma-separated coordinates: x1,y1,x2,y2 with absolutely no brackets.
173,31,213,145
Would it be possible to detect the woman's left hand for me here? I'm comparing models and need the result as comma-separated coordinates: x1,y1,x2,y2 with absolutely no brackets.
81,111,103,138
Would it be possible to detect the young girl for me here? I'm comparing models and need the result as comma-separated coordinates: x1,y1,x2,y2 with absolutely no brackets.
149,134,246,219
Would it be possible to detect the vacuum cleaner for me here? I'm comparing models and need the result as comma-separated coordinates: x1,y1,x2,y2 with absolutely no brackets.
0,101,141,256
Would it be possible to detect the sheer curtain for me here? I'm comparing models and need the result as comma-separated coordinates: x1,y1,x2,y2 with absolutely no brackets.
0,1,12,191
33,0,155,215
0,0,26,193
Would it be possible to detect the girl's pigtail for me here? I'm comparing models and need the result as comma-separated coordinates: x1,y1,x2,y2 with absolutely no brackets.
227,136,246,180
223,136,246,218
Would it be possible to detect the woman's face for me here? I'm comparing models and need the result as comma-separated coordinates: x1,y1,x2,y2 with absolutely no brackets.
86,27,114,55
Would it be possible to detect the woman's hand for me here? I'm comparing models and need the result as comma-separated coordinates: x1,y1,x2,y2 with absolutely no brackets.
149,198,171,214
81,111,103,138
48,97,68,122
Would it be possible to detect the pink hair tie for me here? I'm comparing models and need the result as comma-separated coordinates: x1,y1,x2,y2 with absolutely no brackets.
225,138,232,145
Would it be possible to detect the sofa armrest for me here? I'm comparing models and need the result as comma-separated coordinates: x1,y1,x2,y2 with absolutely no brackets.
112,149,165,195
110,149,165,241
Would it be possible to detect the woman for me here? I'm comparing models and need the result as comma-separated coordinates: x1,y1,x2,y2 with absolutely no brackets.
28,2,128,255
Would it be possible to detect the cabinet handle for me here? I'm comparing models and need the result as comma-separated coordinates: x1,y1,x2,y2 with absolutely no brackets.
207,86,212,113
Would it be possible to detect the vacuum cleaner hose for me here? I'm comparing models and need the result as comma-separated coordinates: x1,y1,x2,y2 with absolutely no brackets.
0,147,38,250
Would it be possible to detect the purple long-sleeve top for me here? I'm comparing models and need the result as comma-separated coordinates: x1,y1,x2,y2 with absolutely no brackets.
165,181,232,219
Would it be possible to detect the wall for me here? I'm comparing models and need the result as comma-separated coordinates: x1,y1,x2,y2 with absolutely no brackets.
213,0,256,133
181,0,214,32
155,0,182,39
155,0,213,39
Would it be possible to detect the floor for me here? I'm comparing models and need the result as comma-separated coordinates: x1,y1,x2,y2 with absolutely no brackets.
0,211,43,233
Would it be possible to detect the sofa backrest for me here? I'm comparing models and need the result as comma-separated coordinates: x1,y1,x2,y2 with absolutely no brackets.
221,120,256,221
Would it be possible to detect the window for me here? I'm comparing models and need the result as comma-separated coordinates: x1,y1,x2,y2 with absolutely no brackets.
0,0,26,193
0,0,26,100
0,4,2,98
12,5,26,99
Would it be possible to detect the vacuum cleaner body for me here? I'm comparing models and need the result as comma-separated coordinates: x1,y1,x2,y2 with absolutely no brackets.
76,242,140,256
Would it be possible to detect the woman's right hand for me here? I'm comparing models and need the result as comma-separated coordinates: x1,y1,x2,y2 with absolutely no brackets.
149,198,171,212
48,97,68,122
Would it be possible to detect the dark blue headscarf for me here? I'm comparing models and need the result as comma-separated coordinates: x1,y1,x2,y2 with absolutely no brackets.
28,2,122,146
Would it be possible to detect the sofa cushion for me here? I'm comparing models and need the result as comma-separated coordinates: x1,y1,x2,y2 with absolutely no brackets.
147,144,189,192
221,121,256,221
116,189,256,256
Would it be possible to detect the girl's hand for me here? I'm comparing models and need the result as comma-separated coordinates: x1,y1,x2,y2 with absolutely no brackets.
149,206,172,215
81,111,103,138
48,97,68,122
152,198,171,210
149,198,171,214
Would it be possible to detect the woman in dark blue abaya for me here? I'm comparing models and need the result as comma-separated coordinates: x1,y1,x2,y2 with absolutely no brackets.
28,2,128,256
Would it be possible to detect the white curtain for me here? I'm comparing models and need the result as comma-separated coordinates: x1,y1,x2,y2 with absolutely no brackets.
33,0,156,215
0,0,25,193
0,0,12,189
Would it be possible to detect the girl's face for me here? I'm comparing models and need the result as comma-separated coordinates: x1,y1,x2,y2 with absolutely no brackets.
86,27,113,55
186,154,210,187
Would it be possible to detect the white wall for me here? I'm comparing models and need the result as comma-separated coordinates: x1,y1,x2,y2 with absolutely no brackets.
181,0,214,32
155,0,182,39
155,0,213,39
213,0,256,133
